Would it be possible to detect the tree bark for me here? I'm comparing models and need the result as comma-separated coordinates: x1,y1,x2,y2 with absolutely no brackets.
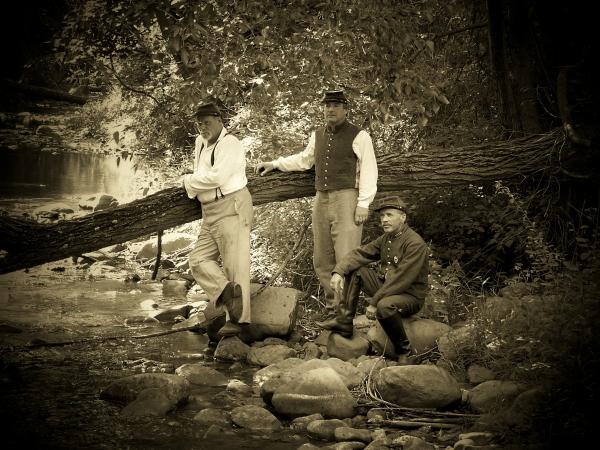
0,129,564,274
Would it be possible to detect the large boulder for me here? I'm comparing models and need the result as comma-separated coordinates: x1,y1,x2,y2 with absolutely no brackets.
230,405,282,431
374,365,461,408
271,367,357,418
100,373,190,404
437,325,476,362
240,285,300,339
326,332,370,361
79,193,119,212
466,380,526,413
214,336,251,362
368,317,451,357
120,387,174,417
247,344,298,366
174,364,229,386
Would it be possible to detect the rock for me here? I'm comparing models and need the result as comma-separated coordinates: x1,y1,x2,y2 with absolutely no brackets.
100,373,190,404
327,442,367,450
457,432,495,445
230,405,282,431
297,444,321,450
301,342,322,360
327,332,370,361
363,437,391,449
368,317,451,357
120,387,173,417
467,364,495,384
355,357,393,378
271,367,356,418
32,202,74,220
393,435,435,449
203,424,225,439
135,232,196,260
95,194,119,211
299,358,364,388
161,279,191,297
240,285,301,339
498,282,541,298
466,380,525,413
193,408,231,427
254,357,305,386
290,413,324,431
334,426,373,443
437,325,475,362
214,336,251,362
503,387,546,426
374,365,461,408
306,418,348,441
151,304,192,322
174,364,228,386
226,379,253,395
247,344,298,366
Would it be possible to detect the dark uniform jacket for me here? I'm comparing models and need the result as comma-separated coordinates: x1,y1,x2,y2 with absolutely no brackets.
333,223,429,303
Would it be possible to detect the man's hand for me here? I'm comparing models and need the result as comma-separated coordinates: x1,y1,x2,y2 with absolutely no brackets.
255,161,275,176
330,273,344,297
354,206,369,225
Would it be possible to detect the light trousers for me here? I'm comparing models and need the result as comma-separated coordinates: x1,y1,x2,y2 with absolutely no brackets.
188,187,253,323
312,188,363,309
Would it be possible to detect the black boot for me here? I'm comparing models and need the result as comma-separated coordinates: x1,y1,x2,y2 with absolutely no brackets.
215,281,243,323
316,272,361,338
377,312,413,363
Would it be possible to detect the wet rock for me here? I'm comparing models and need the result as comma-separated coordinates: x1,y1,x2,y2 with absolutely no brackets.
392,435,435,449
247,344,297,366
193,408,231,427
214,336,251,362
374,365,461,408
175,364,228,386
272,367,356,418
230,405,282,431
306,418,348,441
466,380,525,413
334,426,372,443
327,332,370,361
120,387,173,416
226,379,253,395
290,413,324,431
301,342,322,360
101,373,190,405
151,304,192,322
135,232,196,260
368,317,451,357
467,364,495,384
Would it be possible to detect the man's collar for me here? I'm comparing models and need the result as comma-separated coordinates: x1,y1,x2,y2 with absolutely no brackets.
205,126,227,146
325,120,348,134
387,223,408,239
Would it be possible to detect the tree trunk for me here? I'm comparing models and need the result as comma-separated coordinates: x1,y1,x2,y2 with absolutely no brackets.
0,129,564,274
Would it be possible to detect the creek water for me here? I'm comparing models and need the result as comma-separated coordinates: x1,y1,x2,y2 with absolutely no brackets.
0,149,309,449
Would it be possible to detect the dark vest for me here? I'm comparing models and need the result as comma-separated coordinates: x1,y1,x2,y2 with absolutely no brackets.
314,120,360,191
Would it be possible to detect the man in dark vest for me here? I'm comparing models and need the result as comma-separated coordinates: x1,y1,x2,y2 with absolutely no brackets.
183,102,253,338
316,196,429,364
255,90,378,313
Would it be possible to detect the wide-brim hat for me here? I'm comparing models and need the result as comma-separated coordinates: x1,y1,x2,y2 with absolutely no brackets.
320,90,348,104
195,102,221,118
372,196,407,212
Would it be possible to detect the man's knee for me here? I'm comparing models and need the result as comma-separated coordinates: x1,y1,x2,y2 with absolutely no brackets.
376,295,422,319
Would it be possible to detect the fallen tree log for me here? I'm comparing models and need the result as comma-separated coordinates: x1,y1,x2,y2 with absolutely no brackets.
3,79,88,105
0,129,565,274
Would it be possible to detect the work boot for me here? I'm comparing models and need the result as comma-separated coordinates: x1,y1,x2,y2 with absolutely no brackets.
315,271,361,338
215,281,243,323
217,320,242,338
377,312,414,364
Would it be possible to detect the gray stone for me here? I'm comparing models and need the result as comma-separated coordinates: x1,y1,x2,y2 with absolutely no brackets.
174,364,228,386
334,426,372,443
100,373,190,404
392,435,435,449
327,332,370,361
327,443,367,450
120,387,173,417
466,380,525,413
247,344,298,366
306,418,348,441
297,444,321,450
437,325,475,362
467,364,495,384
355,357,393,378
151,304,192,322
214,336,251,362
226,379,253,395
193,408,231,427
290,413,324,431
302,342,322,360
230,404,282,431
374,365,461,408
272,367,356,418
457,432,494,445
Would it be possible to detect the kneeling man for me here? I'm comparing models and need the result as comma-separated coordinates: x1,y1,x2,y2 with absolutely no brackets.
316,196,429,363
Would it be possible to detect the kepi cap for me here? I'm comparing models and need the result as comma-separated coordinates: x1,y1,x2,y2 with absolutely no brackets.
372,196,407,212
195,102,221,118
321,90,348,104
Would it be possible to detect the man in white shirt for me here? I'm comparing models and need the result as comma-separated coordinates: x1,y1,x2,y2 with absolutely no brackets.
255,90,378,313
183,102,253,338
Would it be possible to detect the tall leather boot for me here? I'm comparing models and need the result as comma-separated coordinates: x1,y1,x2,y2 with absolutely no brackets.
377,312,413,363
315,272,361,338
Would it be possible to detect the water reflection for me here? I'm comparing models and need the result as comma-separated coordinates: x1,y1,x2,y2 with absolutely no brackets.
0,148,139,202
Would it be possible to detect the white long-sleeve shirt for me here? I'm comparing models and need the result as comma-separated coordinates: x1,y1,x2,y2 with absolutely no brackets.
183,127,248,204
272,128,378,208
